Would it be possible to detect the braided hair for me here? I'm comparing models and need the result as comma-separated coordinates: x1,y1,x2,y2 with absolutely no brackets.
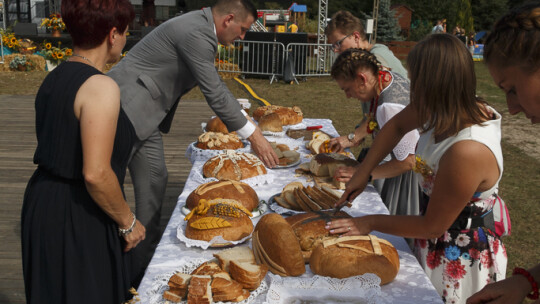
485,2,540,72
330,48,383,81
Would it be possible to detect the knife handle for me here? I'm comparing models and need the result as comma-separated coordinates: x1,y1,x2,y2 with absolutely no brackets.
306,125,323,130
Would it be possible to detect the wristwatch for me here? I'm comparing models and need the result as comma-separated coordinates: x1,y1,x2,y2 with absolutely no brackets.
347,133,355,142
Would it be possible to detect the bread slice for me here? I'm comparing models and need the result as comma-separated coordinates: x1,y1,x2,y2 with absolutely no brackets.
233,289,250,302
213,246,255,272
169,272,192,287
187,275,212,304
274,195,292,209
304,186,333,209
163,290,183,303
321,185,341,200
229,260,268,291
293,188,312,211
297,187,322,211
252,230,287,276
190,261,223,276
283,181,303,192
282,190,301,210
313,186,339,207
211,276,244,302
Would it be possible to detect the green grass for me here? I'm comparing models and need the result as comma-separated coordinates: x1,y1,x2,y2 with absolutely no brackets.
1,61,538,277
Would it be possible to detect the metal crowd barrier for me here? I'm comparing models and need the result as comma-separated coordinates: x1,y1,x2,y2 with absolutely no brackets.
215,40,337,83
216,40,286,84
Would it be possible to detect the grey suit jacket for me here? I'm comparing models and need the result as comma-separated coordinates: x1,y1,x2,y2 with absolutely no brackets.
108,7,246,141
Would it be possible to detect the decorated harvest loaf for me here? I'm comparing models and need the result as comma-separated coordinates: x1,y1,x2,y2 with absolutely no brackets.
184,199,253,242
196,131,244,150
185,180,259,212
164,247,267,303
309,235,400,285
252,105,303,125
203,151,267,181
205,116,232,134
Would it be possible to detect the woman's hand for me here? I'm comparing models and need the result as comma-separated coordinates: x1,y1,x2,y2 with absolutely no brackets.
122,220,146,252
466,274,531,304
334,166,357,183
334,168,371,208
325,217,372,236
328,136,353,153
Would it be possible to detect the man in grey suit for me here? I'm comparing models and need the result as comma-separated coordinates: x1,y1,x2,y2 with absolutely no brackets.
108,0,278,285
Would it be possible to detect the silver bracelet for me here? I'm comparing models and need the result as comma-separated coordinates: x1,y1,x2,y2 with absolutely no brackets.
118,212,136,237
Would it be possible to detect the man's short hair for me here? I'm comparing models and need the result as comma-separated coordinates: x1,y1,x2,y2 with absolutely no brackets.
213,0,257,22
325,10,367,41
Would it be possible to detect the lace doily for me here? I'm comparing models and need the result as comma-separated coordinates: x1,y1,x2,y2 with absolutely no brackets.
186,142,252,164
176,219,252,249
264,273,382,304
145,257,268,304
190,165,277,188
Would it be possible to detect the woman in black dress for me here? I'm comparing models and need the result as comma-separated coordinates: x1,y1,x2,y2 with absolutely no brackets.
21,0,144,303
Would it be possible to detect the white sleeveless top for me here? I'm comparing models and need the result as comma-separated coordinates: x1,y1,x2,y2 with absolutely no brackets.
415,106,503,200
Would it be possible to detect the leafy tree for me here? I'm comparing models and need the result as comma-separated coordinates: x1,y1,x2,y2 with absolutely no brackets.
455,0,475,34
376,0,402,41
470,0,508,33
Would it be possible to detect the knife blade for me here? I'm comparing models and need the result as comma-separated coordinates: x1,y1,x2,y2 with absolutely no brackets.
332,200,351,215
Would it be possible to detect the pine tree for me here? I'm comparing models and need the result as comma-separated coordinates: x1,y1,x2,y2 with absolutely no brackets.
376,0,402,42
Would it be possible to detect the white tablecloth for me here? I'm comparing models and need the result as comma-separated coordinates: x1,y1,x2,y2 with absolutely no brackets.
136,119,443,304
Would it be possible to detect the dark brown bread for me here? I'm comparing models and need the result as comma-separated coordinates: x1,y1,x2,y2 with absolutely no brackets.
254,213,305,276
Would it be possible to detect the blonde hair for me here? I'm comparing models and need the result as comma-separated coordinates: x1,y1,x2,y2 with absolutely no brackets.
407,34,489,137
325,10,367,40
331,48,382,81
484,2,540,72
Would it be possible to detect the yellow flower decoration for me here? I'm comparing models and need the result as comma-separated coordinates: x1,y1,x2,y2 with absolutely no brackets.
57,52,64,59
65,49,72,56
45,43,52,49
10,37,17,44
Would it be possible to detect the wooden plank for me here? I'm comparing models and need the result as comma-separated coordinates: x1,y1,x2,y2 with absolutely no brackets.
0,94,215,302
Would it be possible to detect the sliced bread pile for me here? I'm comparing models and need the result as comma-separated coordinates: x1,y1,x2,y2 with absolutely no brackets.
163,246,267,303
273,181,347,211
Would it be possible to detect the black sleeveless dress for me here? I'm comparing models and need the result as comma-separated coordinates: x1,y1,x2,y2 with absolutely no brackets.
21,62,136,303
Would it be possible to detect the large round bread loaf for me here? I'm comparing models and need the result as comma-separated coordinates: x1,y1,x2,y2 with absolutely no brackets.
186,181,259,211
258,113,283,132
196,132,244,150
185,201,253,242
253,213,305,276
206,117,230,134
309,235,400,285
252,105,303,125
285,211,351,254
203,151,267,181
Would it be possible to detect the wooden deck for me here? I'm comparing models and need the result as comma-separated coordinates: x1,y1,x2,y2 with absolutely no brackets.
0,95,214,303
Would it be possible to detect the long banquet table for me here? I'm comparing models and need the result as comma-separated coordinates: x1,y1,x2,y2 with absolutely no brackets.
136,118,443,304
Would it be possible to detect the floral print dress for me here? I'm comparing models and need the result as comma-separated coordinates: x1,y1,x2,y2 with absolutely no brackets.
413,107,508,303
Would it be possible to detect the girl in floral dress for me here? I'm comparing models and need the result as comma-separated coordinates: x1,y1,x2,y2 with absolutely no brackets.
326,33,509,303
